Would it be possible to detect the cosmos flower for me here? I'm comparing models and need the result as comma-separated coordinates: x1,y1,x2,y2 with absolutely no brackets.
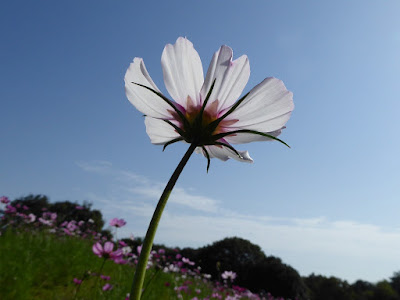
92,241,123,260
109,218,127,228
102,283,113,291
125,37,293,169
0,196,10,204
221,270,237,281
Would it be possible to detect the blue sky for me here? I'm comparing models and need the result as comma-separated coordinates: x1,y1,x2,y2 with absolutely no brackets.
1,1,400,283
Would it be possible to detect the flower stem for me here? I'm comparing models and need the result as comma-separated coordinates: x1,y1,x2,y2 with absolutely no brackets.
130,143,198,300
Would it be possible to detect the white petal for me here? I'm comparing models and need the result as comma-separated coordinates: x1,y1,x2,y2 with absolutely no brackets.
144,117,181,145
228,77,294,133
223,129,282,144
200,45,250,111
161,37,204,107
195,145,253,163
125,58,172,119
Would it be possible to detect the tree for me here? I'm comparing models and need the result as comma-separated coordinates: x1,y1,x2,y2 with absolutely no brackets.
390,271,400,296
10,194,105,232
193,237,308,299
372,280,399,300
304,274,351,300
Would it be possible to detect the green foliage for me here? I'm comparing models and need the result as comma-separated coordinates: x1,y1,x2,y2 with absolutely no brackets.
182,237,308,299
372,280,399,300
304,274,352,300
0,229,213,300
10,194,105,232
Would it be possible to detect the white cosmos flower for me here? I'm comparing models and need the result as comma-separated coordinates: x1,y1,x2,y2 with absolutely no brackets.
125,37,293,167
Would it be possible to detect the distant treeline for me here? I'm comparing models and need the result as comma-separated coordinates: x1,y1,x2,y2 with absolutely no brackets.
3,194,400,300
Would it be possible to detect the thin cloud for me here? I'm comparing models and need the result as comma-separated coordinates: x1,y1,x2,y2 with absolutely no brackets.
77,161,400,282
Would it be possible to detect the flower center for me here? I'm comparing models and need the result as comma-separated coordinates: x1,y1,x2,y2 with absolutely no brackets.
184,96,219,128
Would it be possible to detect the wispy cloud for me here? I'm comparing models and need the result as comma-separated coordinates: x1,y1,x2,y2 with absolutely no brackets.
76,160,219,213
76,160,400,282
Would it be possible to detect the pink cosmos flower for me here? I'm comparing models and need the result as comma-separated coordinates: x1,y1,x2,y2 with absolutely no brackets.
5,205,16,214
73,278,83,285
27,213,36,223
92,241,123,260
182,257,195,266
221,270,237,281
102,283,113,291
109,217,126,228
0,196,10,204
125,37,293,168
100,275,111,281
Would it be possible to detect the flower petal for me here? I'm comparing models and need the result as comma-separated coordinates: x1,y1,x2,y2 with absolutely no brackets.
125,58,172,119
144,117,182,145
196,145,253,163
200,45,250,111
161,37,204,107
92,242,103,257
104,241,114,253
227,77,294,133
222,129,282,145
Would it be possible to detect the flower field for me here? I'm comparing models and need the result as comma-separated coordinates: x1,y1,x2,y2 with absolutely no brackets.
0,196,285,300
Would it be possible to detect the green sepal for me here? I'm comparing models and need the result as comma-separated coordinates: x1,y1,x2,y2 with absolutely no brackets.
212,129,290,148
197,79,216,122
132,82,190,130
206,91,250,133
163,137,184,151
214,141,243,159
202,146,211,173
163,120,186,138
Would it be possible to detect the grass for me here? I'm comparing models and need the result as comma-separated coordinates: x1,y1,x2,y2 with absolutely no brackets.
0,228,212,300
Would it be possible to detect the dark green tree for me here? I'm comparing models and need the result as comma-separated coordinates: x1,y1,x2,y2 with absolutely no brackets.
304,274,351,300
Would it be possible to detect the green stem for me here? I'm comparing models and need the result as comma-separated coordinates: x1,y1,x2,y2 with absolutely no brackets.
130,142,198,300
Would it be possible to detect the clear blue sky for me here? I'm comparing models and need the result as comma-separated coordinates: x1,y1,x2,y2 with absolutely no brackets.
1,1,400,283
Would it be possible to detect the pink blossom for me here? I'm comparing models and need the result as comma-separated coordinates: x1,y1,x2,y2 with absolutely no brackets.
182,257,195,265
100,275,111,281
27,213,36,223
0,196,10,204
119,240,127,247
124,37,293,166
38,218,53,226
92,241,123,260
67,221,78,232
5,205,16,214
75,205,84,210
109,217,126,228
113,257,128,264
221,270,237,281
23,205,29,210
102,283,113,291
73,278,82,285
